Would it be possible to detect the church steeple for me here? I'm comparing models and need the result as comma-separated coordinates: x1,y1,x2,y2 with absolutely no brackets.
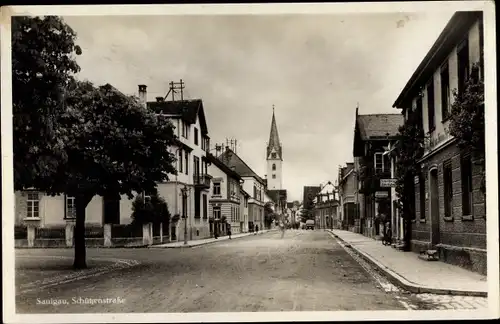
267,105,282,161
266,105,283,190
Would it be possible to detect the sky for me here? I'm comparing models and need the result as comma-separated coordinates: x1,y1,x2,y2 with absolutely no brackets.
63,11,454,201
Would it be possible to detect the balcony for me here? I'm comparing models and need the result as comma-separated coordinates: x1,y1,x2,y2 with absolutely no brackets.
193,173,212,189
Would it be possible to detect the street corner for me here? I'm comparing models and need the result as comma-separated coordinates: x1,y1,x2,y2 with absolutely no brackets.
16,255,141,295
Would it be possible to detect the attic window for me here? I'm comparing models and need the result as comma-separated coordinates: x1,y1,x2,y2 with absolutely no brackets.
271,153,277,159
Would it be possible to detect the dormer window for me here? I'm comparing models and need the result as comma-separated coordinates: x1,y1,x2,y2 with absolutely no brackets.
271,153,277,159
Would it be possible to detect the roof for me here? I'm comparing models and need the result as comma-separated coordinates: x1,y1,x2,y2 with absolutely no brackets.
267,109,282,159
240,188,251,198
218,148,266,184
356,113,404,140
303,186,321,203
206,153,242,181
147,99,209,135
393,11,483,110
267,189,287,205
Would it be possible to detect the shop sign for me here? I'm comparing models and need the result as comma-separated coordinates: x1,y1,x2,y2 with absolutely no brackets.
380,179,397,188
375,191,389,198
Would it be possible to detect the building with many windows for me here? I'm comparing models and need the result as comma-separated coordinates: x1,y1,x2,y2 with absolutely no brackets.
218,147,266,231
392,11,486,274
137,85,213,241
207,153,245,235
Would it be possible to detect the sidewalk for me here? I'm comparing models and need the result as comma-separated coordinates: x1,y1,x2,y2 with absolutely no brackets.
150,229,275,248
327,229,487,297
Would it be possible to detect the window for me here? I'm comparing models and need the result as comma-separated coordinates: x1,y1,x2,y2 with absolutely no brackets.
185,151,189,175
457,38,470,96
65,195,76,219
272,163,276,171
194,127,199,145
419,173,426,220
245,197,248,208
415,95,423,129
441,63,450,120
213,182,221,196
271,153,277,159
427,78,435,132
272,174,276,179
460,154,473,216
181,122,189,139
374,152,384,173
253,185,257,198
213,206,221,219
178,149,183,173
26,192,39,218
443,160,453,219
193,156,200,177
203,194,207,219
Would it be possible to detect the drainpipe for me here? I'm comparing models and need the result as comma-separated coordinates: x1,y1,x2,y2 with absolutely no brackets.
174,147,180,242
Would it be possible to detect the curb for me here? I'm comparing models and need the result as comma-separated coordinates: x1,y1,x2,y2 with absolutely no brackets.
327,230,487,297
16,256,141,294
150,230,275,249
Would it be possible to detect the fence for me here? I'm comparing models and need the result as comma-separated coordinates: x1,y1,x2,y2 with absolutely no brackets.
15,222,170,248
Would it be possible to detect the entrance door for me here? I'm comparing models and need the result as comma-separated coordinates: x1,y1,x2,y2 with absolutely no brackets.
429,168,440,247
103,196,120,224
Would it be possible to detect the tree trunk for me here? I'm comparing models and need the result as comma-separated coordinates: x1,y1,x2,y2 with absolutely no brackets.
73,193,94,269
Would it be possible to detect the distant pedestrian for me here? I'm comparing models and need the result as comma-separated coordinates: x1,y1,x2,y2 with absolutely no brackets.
383,222,391,246
280,222,285,239
227,226,232,239
255,224,259,234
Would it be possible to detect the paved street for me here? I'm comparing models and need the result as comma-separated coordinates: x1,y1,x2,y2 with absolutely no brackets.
15,230,488,313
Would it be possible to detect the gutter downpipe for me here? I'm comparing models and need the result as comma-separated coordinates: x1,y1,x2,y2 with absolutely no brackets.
174,146,180,242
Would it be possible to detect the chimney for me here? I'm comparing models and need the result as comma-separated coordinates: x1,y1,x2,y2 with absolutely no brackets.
156,97,164,102
138,85,147,108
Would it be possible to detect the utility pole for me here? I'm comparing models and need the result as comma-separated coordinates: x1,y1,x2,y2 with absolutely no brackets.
165,79,185,102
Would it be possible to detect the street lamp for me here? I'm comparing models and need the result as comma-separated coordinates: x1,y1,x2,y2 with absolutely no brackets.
181,185,190,245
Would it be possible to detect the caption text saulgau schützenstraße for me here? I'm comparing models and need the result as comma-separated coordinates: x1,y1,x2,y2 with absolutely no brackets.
36,297,126,306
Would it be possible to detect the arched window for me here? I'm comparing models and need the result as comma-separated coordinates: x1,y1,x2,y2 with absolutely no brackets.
272,163,276,171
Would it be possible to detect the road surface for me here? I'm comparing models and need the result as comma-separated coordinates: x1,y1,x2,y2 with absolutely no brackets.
15,230,487,313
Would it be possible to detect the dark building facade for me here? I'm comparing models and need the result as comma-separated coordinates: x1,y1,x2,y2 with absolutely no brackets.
353,109,404,239
392,12,486,274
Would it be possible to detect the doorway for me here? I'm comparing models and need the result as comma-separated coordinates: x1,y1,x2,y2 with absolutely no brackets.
429,168,440,247
103,195,120,224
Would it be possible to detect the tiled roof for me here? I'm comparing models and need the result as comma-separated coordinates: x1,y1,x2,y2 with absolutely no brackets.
356,114,404,140
206,153,241,181
218,148,265,184
147,99,208,135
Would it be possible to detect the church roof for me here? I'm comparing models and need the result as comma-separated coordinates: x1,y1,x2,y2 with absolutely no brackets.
267,108,283,160
268,110,280,149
